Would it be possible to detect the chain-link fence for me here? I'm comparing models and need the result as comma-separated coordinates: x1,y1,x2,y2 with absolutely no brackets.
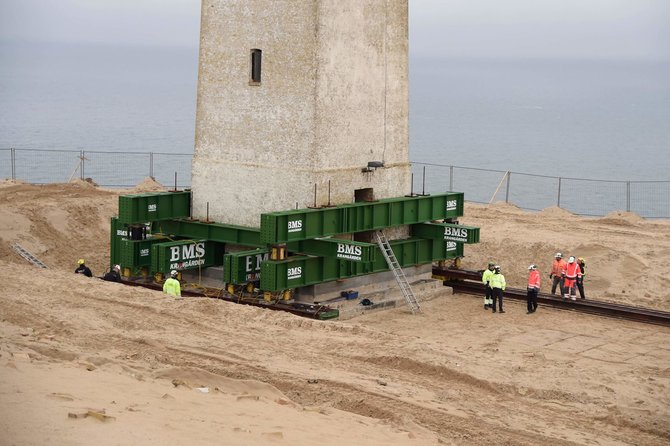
1,148,668,218
410,162,669,218
0,148,192,189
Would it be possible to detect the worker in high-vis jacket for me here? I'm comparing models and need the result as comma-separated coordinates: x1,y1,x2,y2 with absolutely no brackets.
526,264,541,314
489,265,506,313
163,270,181,297
576,257,586,299
482,262,495,309
549,253,566,296
562,256,582,301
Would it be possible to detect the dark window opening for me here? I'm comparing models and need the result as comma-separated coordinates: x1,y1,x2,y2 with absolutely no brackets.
250,49,262,84
355,188,374,203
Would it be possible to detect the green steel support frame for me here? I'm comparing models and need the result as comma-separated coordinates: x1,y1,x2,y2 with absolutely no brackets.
412,222,481,244
260,192,464,244
259,237,465,292
112,190,476,292
118,191,191,224
157,219,262,247
151,239,225,274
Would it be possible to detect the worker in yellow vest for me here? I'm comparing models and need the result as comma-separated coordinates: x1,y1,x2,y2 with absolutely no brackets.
482,262,495,309
490,265,506,313
163,270,181,297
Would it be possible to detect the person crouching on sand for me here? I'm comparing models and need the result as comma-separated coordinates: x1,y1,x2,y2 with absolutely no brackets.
75,258,92,277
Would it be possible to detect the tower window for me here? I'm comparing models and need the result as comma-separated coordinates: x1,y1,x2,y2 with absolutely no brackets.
250,49,262,85
355,188,374,202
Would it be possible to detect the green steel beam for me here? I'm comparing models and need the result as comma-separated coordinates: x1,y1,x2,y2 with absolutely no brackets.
110,217,126,269
157,218,262,247
412,222,480,244
151,239,225,274
260,192,464,244
259,237,464,291
297,238,376,263
224,248,270,284
222,238,374,284
118,191,191,224
120,237,169,270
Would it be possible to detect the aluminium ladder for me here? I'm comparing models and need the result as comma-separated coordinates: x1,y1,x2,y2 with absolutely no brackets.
374,231,421,314
12,243,48,269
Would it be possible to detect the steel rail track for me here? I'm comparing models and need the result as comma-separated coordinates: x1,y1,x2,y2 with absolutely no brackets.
433,267,670,327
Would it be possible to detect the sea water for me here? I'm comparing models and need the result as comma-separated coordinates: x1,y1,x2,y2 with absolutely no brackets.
1,42,668,214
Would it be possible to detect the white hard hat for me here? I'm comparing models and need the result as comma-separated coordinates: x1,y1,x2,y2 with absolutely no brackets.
568,256,575,263
528,264,536,270
113,264,121,271
170,270,178,277
555,252,562,258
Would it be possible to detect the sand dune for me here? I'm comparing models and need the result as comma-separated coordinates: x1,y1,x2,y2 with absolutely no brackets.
1,182,669,445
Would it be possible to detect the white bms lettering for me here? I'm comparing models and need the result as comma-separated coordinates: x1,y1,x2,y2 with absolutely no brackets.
170,259,206,269
336,243,363,261
287,266,302,280
287,220,303,233
446,199,458,212
444,226,468,242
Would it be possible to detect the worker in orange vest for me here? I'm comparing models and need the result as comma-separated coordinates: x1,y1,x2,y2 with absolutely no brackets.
549,253,566,296
526,264,540,314
561,256,582,300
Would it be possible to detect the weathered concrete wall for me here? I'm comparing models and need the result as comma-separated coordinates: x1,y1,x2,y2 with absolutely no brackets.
192,0,410,227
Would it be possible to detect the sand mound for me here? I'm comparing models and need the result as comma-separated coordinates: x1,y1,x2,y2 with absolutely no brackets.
538,205,575,218
487,201,524,213
0,179,26,188
68,177,99,188
132,176,167,193
597,210,644,226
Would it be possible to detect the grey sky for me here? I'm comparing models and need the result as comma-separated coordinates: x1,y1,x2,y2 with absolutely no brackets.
1,0,668,59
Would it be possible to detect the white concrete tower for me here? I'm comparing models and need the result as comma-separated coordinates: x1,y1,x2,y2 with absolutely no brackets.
192,0,410,227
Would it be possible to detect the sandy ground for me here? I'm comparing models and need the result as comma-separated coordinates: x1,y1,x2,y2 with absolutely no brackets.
1,181,669,445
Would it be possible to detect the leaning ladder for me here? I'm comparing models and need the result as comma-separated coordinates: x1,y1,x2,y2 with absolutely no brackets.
374,231,421,314
12,243,48,269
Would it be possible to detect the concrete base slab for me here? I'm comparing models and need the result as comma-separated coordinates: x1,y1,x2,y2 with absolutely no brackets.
181,266,225,289
178,263,453,320
295,264,435,303
333,279,452,320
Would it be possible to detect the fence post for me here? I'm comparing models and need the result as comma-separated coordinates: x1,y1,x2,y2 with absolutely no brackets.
150,152,154,178
505,172,511,203
11,148,16,180
80,150,85,180
626,181,630,212
449,165,454,191
557,177,562,208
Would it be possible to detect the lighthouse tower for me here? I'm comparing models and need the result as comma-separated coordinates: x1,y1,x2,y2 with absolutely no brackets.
191,0,410,227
